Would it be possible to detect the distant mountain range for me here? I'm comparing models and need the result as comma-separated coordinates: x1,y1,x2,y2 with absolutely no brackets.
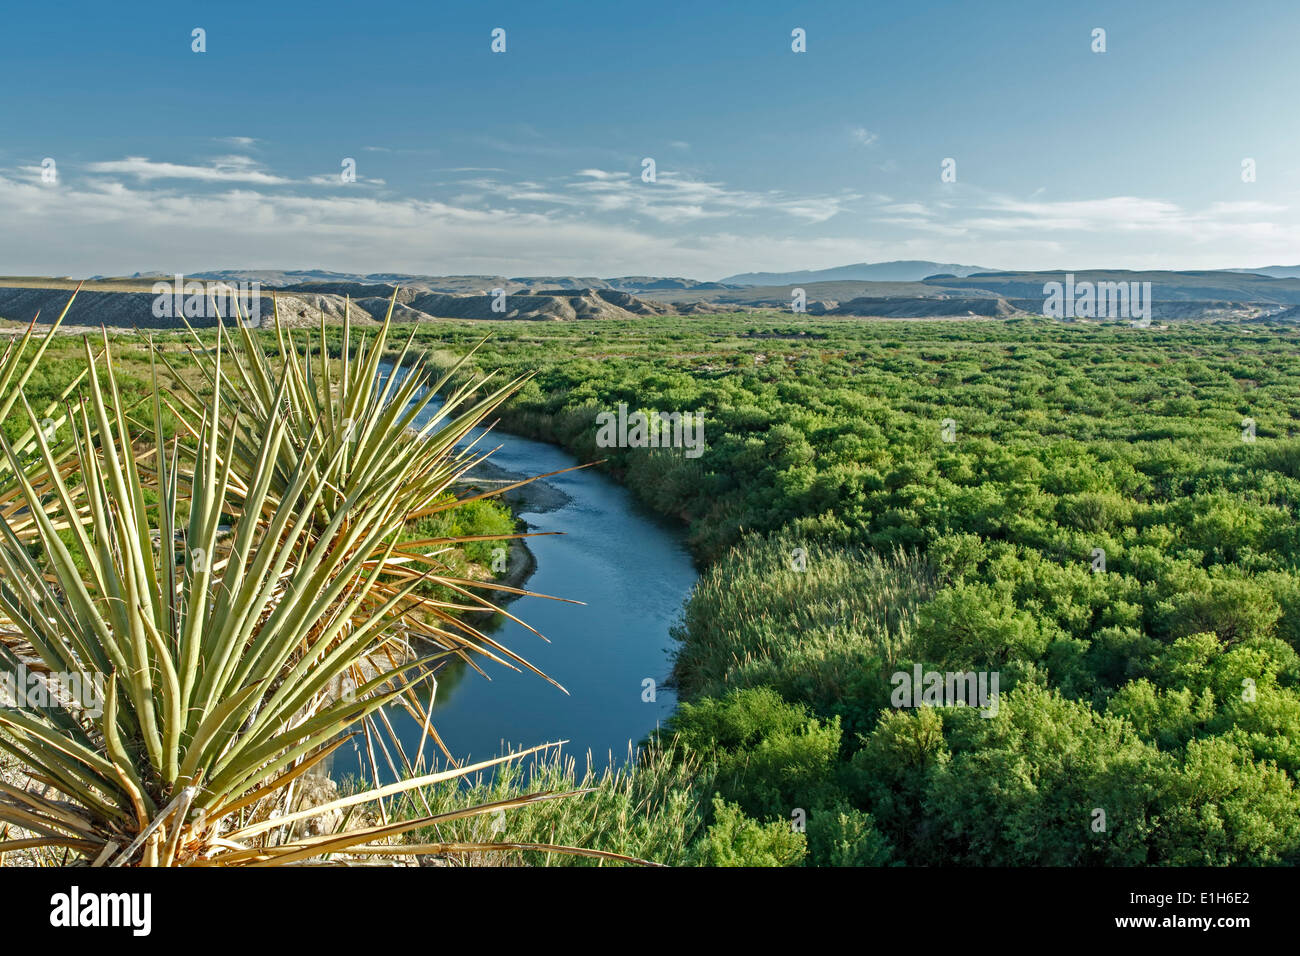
168,271,738,295
112,261,1003,289
104,261,1300,289
22,263,1300,326
718,261,1001,285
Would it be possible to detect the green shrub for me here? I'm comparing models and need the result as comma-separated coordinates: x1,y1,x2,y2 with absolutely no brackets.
690,797,807,867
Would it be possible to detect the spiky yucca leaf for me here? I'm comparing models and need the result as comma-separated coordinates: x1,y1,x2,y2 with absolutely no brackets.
0,286,92,540
0,332,603,866
153,293,579,728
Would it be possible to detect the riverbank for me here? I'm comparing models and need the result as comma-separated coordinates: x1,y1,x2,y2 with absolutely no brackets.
451,458,571,625
319,457,569,705
463,457,573,516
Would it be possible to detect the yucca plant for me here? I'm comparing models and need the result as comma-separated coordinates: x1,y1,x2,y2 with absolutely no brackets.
152,294,576,760
0,331,622,866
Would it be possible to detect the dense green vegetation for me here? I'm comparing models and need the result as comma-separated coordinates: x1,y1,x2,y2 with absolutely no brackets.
15,311,1300,865
399,313,1300,865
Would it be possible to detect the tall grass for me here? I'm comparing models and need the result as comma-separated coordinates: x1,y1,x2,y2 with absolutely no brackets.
672,533,936,733
382,742,712,866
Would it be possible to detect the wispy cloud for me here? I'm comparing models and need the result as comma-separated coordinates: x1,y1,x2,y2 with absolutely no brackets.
849,127,879,148
969,195,1187,231
880,202,932,216
306,173,388,187
467,168,860,224
890,190,1300,252
85,156,289,185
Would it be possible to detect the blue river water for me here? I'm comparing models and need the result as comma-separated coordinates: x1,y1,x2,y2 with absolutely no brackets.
328,366,697,781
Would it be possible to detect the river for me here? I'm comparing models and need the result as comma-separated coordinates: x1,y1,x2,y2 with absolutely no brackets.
329,364,697,781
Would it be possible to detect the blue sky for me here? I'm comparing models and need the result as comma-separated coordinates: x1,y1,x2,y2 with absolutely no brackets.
3,0,1298,278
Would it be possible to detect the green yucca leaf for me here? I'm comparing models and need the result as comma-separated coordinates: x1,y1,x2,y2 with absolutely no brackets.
155,290,579,698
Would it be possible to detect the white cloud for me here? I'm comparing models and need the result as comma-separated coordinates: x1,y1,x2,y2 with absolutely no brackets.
850,127,879,147
880,202,932,216
84,156,290,185
306,173,387,186
1205,200,1289,215
956,194,1297,250
975,195,1186,230
480,168,859,224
